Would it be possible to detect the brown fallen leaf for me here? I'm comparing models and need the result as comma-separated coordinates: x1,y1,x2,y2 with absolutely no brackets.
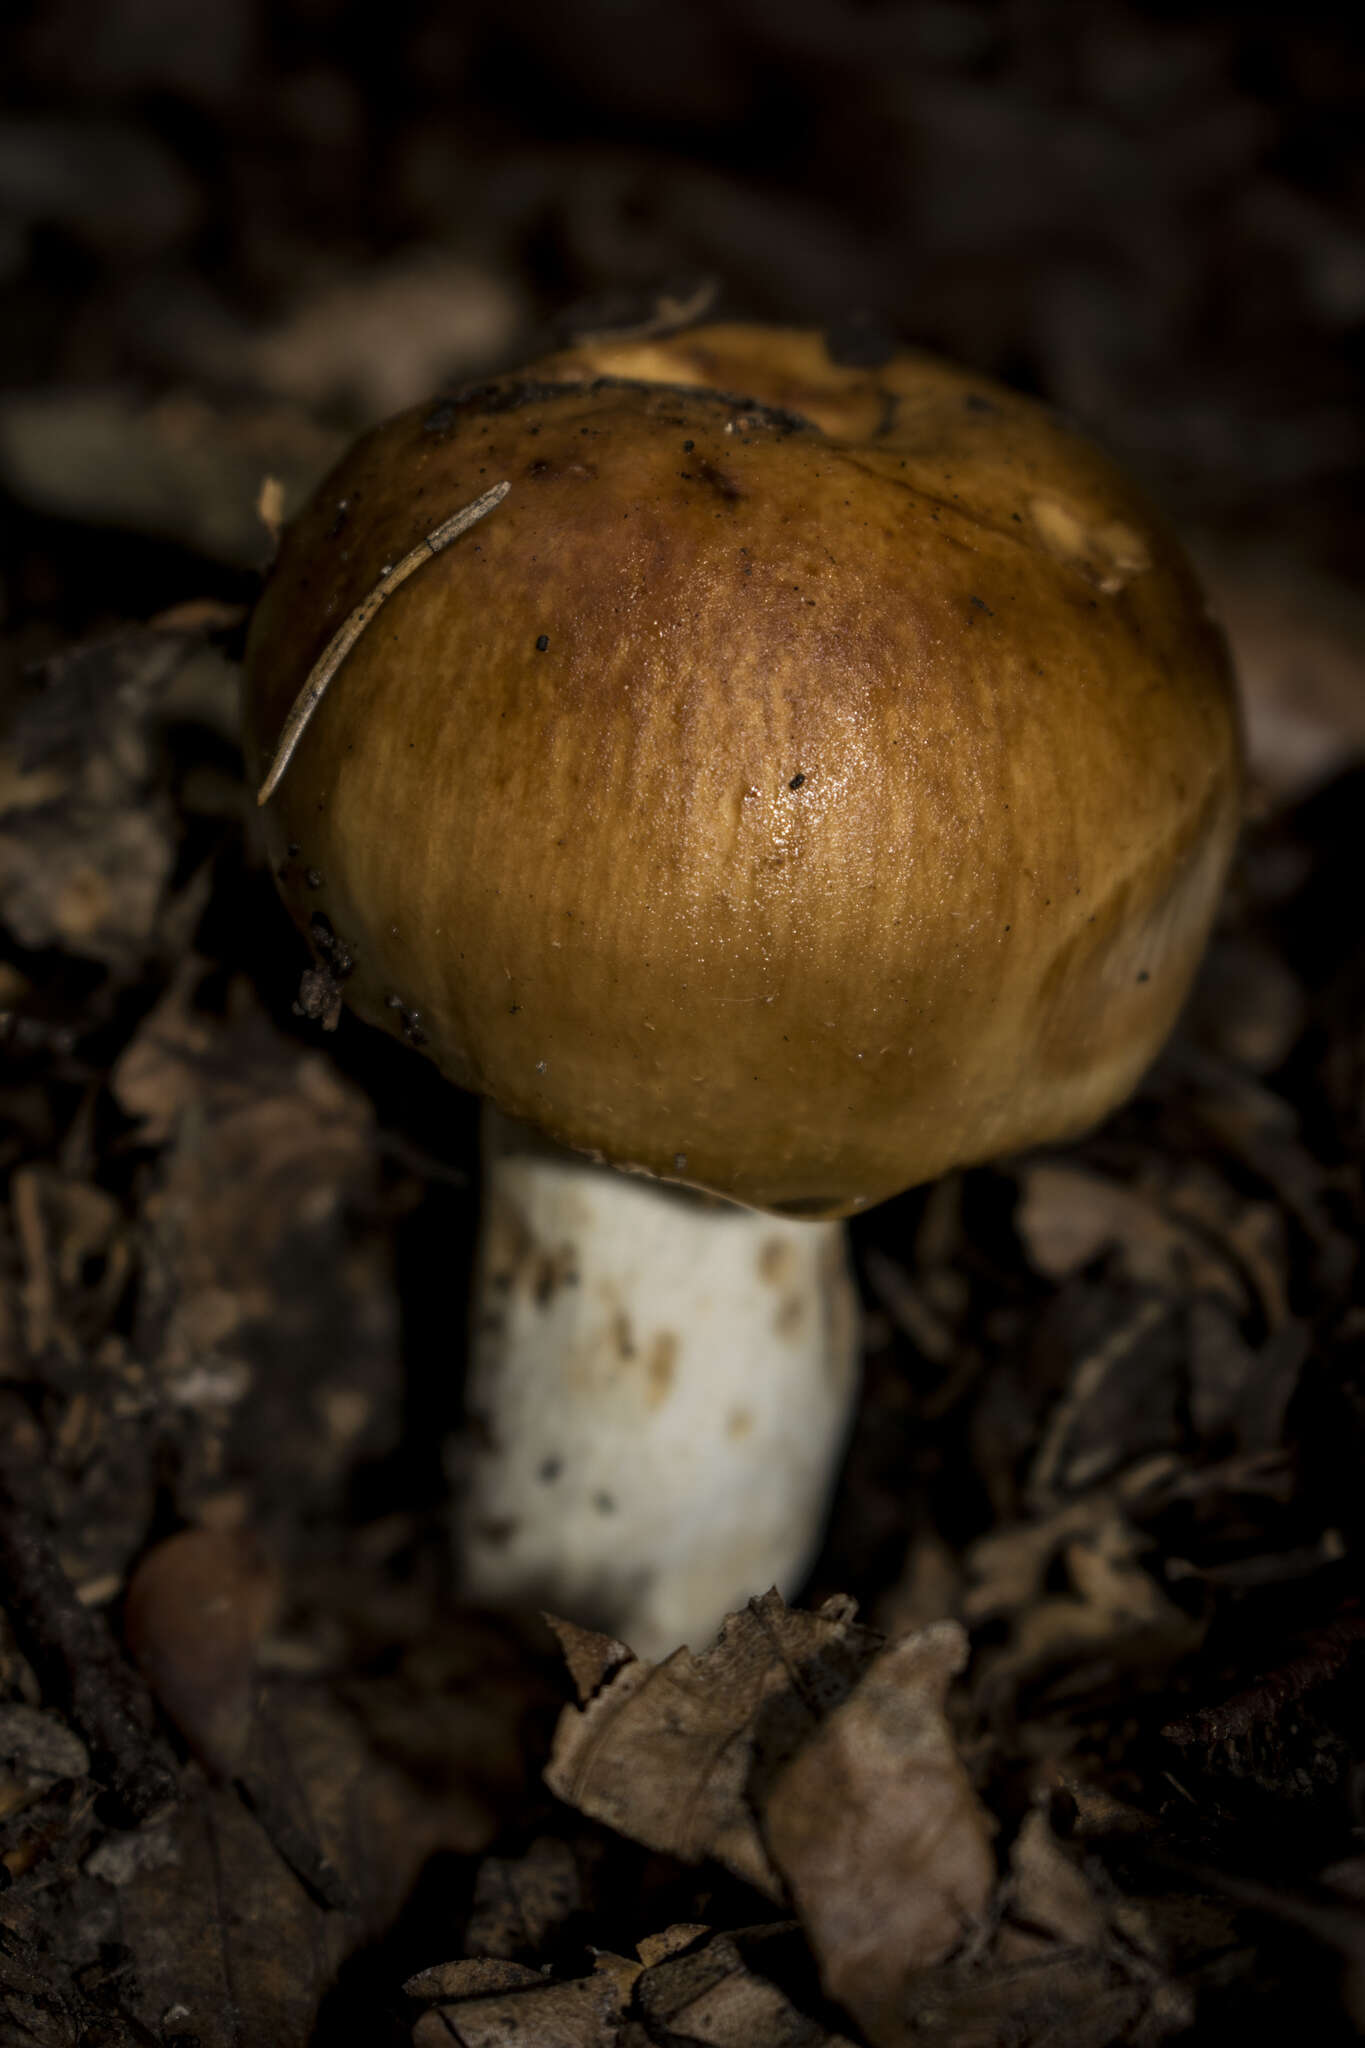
635,1924,711,1968
107,1770,354,2048
1015,1166,1195,1291
761,1623,996,2047
893,1950,1165,2048
628,1923,854,2048
409,1952,628,2048
544,1590,881,1898
997,1809,1108,1956
102,1667,496,2048
123,1526,280,1778
964,1491,1202,1713
543,1612,636,1705
839,1809,1190,2048
405,1959,545,2000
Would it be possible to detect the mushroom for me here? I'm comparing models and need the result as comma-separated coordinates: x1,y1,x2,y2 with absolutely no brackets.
243,324,1241,1656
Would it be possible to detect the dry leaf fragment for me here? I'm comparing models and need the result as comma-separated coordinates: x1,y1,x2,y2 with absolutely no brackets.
998,1810,1108,1956
630,1924,851,2048
964,1496,1201,1709
841,1807,1191,2048
544,1591,881,1898
123,1526,280,1778
405,1959,545,2000
543,1613,635,1705
1024,1294,1182,1507
410,1955,627,2048
635,1924,711,1967
1016,1166,1190,1286
893,1950,1158,2048
761,1623,995,2047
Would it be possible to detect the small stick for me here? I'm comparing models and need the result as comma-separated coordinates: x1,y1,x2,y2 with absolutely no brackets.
257,479,510,806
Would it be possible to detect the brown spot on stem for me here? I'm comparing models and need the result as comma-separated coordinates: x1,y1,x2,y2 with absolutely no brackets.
647,1330,678,1406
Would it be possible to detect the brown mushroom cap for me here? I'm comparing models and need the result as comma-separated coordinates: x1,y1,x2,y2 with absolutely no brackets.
244,324,1241,1217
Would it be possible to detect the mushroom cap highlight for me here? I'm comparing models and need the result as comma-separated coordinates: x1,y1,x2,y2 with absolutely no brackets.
244,324,1242,1216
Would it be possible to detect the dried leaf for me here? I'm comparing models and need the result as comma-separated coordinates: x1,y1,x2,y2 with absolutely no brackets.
1016,1167,1191,1288
1025,1293,1183,1507
405,1959,544,1999
545,1591,881,1897
411,1954,626,2048
964,1494,1202,1709
107,1674,494,2047
123,1526,280,1777
631,1924,852,2048
762,1624,995,2046
893,1949,1167,2048
543,1613,635,1706
635,1924,710,1967
999,1811,1107,1955
109,1770,355,2048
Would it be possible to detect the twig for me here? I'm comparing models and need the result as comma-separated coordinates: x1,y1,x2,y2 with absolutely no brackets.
233,1767,355,1915
1163,1610,1365,1747
256,479,510,806
0,1447,178,1825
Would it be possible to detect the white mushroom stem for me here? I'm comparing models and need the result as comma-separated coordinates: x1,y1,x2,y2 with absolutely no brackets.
452,1109,861,1659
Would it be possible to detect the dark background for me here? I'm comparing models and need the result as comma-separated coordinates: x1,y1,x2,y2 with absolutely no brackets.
2,3,1362,522
4,0,1364,787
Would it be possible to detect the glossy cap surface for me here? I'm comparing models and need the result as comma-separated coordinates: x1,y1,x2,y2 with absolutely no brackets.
245,325,1241,1215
